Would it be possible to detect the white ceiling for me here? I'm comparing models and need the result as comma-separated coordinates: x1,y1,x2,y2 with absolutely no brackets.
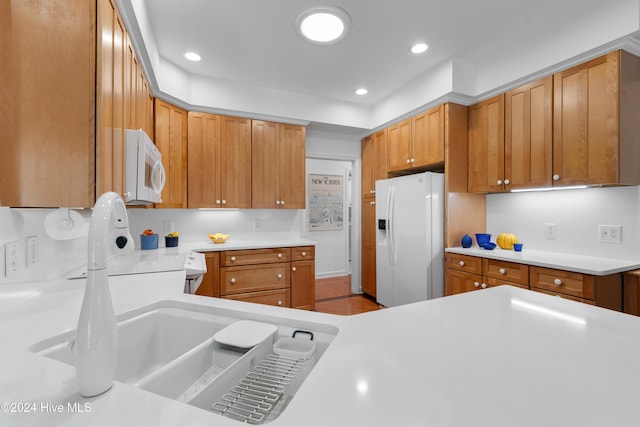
143,0,598,107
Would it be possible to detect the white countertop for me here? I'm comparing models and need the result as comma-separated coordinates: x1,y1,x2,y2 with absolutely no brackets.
446,246,640,275
3,273,640,426
184,237,317,253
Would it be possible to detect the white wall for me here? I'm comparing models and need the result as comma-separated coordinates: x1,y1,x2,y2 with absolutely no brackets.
486,186,640,259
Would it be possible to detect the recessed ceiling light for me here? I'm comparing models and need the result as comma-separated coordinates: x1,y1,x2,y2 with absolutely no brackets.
355,88,368,96
410,43,429,54
185,52,201,62
296,7,351,44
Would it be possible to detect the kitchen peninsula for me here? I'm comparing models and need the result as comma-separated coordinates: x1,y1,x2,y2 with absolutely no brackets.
2,271,640,426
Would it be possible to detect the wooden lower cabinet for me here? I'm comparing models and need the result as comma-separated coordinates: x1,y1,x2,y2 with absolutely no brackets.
445,252,622,311
197,246,315,310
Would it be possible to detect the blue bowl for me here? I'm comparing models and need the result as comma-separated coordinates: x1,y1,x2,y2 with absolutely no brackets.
475,233,491,245
140,234,158,250
479,242,496,250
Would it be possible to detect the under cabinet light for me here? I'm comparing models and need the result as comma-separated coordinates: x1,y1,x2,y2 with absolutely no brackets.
510,185,588,193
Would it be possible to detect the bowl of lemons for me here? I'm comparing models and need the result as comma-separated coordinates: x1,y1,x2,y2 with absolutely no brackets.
208,233,229,244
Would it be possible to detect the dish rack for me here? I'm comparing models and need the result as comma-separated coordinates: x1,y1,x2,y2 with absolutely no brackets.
210,353,311,424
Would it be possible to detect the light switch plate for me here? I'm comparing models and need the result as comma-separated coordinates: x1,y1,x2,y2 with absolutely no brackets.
544,223,557,240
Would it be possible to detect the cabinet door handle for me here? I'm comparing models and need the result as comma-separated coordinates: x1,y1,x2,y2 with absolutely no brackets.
474,281,480,287
230,278,236,284
497,179,503,185
410,158,415,163
406,159,411,164
553,174,560,181
215,199,221,205
276,200,280,205
481,283,487,289
459,261,465,267
504,179,510,185
292,267,297,272
221,199,227,205
230,256,236,262
499,268,506,275
280,200,285,206
553,278,562,286
277,274,283,279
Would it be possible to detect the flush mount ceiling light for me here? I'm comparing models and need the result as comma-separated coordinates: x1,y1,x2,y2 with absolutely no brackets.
296,6,352,44
410,43,429,54
184,52,201,62
355,88,368,96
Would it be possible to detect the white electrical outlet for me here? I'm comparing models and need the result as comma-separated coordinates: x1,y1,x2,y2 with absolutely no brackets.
26,236,38,265
5,240,19,277
163,220,174,236
544,223,558,240
599,225,622,244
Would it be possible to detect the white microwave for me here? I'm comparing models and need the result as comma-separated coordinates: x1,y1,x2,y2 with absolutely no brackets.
124,129,166,205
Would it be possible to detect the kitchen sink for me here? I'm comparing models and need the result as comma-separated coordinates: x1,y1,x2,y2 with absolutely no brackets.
29,300,338,424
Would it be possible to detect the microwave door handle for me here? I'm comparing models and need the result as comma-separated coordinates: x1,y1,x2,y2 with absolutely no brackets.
151,160,166,195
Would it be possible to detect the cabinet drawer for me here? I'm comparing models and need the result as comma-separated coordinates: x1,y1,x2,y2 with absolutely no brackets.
292,246,315,260
530,287,595,305
529,267,594,300
220,248,291,266
485,277,529,290
483,259,529,285
225,289,290,308
446,253,482,275
220,264,290,295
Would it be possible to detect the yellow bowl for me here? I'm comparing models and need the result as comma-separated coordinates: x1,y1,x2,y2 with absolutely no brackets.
208,233,229,244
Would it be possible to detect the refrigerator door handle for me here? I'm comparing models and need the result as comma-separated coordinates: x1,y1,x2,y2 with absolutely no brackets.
387,185,396,266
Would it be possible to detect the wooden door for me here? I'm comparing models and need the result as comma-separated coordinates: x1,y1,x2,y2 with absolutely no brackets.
361,198,377,297
252,120,279,208
412,104,444,168
553,51,619,186
387,118,412,172
445,269,483,295
154,99,187,208
468,94,505,193
219,116,252,208
504,76,553,190
291,260,315,310
187,112,220,208
278,124,306,209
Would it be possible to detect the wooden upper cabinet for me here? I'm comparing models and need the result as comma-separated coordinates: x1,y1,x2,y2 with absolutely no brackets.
468,94,505,193
188,113,251,208
387,118,412,172
361,135,375,197
553,50,640,186
220,115,252,208
1,0,96,207
187,111,220,208
412,104,445,168
504,76,553,190
361,129,388,198
252,121,306,209
154,99,187,208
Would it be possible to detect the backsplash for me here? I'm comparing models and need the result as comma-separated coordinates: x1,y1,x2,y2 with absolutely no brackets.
0,207,303,283
486,185,640,260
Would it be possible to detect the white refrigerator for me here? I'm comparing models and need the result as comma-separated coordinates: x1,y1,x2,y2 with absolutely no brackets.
375,172,444,307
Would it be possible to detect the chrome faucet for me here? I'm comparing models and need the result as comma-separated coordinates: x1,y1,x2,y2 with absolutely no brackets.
75,192,133,397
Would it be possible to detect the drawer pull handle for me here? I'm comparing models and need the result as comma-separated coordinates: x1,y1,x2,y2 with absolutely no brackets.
301,251,307,257
277,253,283,258
553,278,562,286
230,256,236,262
459,261,465,267
230,278,236,284
277,274,283,279
292,267,297,272
499,268,506,275
474,281,480,287
277,300,283,306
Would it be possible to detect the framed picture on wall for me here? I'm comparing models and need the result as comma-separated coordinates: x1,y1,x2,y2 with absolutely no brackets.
308,174,344,231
